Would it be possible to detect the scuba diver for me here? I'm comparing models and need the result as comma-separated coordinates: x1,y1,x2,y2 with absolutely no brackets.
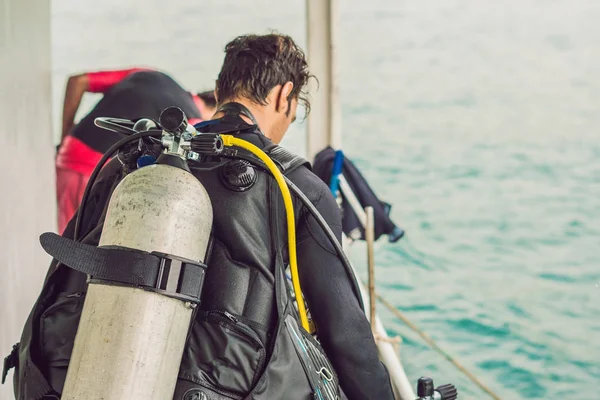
56,67,216,234
190,33,395,398
5,34,396,400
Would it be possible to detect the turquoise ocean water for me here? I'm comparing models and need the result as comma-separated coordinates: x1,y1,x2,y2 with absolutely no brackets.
52,0,600,398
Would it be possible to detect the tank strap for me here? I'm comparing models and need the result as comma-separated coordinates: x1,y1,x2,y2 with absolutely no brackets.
38,233,207,303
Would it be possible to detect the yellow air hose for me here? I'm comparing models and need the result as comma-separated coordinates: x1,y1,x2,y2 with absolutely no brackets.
220,135,310,331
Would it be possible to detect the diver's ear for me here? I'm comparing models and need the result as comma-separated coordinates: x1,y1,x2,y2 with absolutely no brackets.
276,81,294,113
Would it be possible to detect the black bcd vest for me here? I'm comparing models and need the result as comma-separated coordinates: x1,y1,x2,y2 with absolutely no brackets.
5,106,342,400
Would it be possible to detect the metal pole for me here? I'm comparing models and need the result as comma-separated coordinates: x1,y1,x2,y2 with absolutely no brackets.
305,0,341,161
365,206,376,333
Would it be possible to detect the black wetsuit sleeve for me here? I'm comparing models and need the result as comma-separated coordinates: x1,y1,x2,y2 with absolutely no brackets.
296,187,395,400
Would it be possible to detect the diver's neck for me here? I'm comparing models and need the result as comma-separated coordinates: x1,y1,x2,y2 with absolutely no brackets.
214,98,275,141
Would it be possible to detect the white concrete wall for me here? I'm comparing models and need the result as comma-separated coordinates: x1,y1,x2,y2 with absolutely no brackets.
0,0,55,398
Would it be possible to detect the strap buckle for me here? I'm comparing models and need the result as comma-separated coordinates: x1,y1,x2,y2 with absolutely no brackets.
2,342,19,384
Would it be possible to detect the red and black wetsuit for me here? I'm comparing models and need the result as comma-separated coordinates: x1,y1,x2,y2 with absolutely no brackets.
56,69,202,233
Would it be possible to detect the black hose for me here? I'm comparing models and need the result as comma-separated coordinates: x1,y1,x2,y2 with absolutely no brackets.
73,130,162,241
284,177,365,312
94,117,139,135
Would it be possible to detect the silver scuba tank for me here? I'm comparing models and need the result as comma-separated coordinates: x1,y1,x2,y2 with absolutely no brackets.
61,112,212,400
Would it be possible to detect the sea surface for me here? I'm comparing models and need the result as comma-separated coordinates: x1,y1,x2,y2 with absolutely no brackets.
52,0,600,398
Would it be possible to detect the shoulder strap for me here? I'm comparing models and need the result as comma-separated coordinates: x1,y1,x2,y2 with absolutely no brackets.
266,144,311,174
203,103,310,175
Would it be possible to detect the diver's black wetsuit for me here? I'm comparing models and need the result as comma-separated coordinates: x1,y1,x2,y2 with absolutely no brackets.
246,133,396,400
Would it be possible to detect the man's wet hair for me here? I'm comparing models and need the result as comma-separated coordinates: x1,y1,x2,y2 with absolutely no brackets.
216,33,313,116
197,90,217,108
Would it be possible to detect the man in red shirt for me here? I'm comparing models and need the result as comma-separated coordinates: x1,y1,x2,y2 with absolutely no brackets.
56,68,216,233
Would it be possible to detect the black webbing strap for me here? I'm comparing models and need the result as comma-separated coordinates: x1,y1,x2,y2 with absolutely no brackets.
39,232,206,302
267,145,311,173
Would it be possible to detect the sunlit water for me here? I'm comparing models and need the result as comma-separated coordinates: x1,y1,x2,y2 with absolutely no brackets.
52,0,600,398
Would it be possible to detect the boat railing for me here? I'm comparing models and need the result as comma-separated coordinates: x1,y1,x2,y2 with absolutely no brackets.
339,172,503,400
